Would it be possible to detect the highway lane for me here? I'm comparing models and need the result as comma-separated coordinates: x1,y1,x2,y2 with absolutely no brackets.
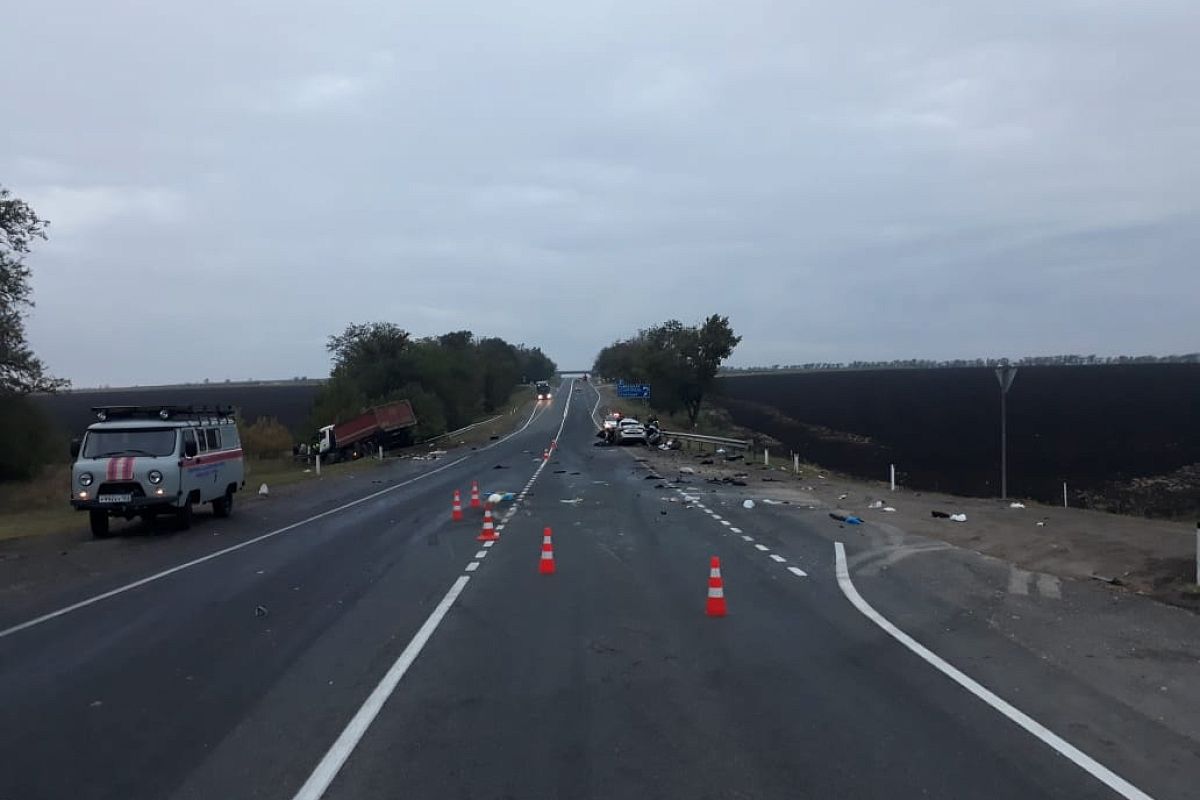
0,386,568,800
0,378,1166,799
300,381,1129,800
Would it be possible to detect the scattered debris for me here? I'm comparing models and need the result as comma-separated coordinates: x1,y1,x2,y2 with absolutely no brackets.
846,516,863,525
554,469,567,474
303,468,311,474
255,605,268,617
868,500,884,509
1009,502,1026,509
837,493,849,501
1092,574,1124,586
1036,521,1046,527
679,466,696,475
644,474,664,480
489,435,500,440
949,513,967,522
743,499,756,509
882,506,896,512
931,510,951,519
699,459,714,465
762,499,783,505
570,471,581,476
762,477,778,482
560,497,584,505
830,512,847,522
258,483,269,496
493,464,508,469
716,448,727,455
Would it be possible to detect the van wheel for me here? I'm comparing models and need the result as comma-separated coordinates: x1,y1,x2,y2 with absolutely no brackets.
89,510,112,539
212,489,234,518
176,501,193,531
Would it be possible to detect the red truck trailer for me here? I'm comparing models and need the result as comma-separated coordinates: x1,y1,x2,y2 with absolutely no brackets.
318,400,417,461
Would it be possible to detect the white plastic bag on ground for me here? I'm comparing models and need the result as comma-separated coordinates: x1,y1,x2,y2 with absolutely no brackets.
949,513,967,522
743,499,755,509
1009,502,1026,509
258,483,269,496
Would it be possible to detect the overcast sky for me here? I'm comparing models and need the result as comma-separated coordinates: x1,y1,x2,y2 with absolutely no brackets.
4,1,1198,387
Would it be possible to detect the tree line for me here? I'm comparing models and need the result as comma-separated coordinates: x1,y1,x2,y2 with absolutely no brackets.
722,353,1200,373
592,315,740,426
310,322,556,442
1,185,67,479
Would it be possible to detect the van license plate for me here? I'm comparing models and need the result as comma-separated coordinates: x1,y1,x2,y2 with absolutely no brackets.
98,494,132,504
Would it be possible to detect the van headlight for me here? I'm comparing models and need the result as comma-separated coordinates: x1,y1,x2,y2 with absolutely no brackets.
148,470,163,485
79,472,94,487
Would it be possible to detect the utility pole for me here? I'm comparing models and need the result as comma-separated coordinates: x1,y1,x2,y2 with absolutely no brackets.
995,365,1018,500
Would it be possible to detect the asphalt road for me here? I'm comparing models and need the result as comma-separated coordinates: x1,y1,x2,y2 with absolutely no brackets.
0,379,1169,799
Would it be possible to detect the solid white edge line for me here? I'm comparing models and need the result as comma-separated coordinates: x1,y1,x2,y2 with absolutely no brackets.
290,575,471,800
295,380,580,800
464,562,480,572
0,453,470,641
832,542,1155,800
787,566,808,577
1,384,557,641
770,554,786,563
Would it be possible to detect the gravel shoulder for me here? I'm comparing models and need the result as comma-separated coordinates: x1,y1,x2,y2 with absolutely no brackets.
637,445,1199,608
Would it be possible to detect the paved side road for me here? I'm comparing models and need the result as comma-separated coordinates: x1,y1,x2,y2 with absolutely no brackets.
0,379,1181,799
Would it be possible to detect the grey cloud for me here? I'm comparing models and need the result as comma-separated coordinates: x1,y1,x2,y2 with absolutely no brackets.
3,0,1198,385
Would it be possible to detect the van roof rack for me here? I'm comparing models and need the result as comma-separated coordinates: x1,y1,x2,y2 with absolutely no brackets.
91,405,236,423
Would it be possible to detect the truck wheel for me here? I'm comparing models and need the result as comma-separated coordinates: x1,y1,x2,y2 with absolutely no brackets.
212,489,234,518
90,510,112,539
176,501,193,531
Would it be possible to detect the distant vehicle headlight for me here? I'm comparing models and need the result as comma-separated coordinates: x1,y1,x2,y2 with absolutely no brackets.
79,472,94,487
148,470,163,485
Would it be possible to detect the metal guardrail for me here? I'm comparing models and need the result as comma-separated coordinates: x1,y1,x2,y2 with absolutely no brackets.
424,414,504,443
661,431,751,449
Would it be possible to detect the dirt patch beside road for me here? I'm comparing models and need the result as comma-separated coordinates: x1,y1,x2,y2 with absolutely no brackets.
639,446,1200,610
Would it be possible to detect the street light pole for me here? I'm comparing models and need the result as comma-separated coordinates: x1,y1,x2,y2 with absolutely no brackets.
995,365,1018,500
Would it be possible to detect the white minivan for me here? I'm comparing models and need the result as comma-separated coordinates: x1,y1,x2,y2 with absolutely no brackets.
70,405,245,538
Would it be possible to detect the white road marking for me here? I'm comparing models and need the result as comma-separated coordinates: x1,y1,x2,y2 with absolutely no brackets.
742,535,754,542
754,544,769,552
710,514,722,520
482,540,495,548
291,576,471,800
474,550,488,559
465,562,480,572
833,542,1155,800
787,566,808,577
720,520,732,527
770,554,786,563
1037,574,1062,599
1008,567,1032,596
730,527,743,534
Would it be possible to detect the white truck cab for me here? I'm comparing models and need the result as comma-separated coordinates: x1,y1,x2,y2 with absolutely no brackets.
70,405,245,538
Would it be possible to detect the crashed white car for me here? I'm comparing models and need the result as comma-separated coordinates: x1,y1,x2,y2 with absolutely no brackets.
615,418,648,445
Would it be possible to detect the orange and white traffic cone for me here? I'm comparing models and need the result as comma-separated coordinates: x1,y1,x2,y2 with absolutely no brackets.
539,527,556,574
469,481,481,509
477,507,498,541
706,556,727,617
451,490,464,522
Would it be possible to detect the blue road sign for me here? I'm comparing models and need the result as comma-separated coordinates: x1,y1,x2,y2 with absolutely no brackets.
617,382,651,399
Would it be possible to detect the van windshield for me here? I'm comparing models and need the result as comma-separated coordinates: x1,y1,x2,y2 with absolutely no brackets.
82,429,177,458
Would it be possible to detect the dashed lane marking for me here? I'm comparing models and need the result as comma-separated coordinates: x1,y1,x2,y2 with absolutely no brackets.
742,535,754,542
474,550,488,559
770,554,786,563
730,527,743,534
754,544,770,552
465,562,480,572
788,566,808,577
